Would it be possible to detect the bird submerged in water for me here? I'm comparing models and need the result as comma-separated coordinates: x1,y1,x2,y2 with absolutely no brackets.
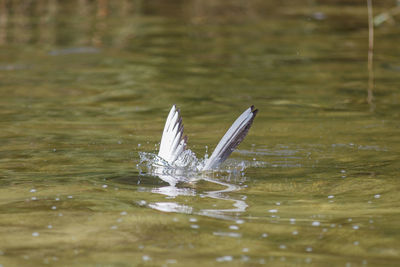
157,105,258,171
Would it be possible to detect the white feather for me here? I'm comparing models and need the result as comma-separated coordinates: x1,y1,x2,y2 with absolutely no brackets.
158,105,186,164
202,106,257,170
157,105,257,170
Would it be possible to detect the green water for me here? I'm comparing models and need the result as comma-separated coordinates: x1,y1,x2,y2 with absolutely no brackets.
1,1,400,266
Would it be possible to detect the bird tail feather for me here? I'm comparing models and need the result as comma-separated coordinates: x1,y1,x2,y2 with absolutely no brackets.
202,106,258,171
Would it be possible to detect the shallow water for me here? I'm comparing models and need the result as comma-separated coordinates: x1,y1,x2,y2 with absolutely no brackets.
1,0,400,266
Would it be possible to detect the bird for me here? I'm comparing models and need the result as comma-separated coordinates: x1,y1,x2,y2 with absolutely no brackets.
157,105,258,171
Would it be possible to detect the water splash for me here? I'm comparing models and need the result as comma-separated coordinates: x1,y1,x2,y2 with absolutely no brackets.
137,150,258,220
138,149,261,181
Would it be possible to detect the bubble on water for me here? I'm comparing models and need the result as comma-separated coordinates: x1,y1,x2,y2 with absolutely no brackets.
261,233,268,238
374,194,381,199
31,196,37,201
341,170,346,173
32,232,39,237
348,218,352,222
55,197,60,201
279,244,286,249
306,247,313,252
322,228,328,232
117,218,123,223
30,189,36,193
58,213,63,217
216,256,233,262
138,143,141,147
118,140,122,144
369,219,374,224
354,241,359,246
312,221,320,226
47,225,52,229
328,195,334,199
268,209,278,213
312,12,326,20
142,255,151,261
330,224,336,228
236,219,245,224
290,218,296,224
229,225,239,230
189,218,197,222
292,230,298,235
242,248,249,253
110,225,118,230
241,255,250,262
190,225,199,229
51,206,57,210
102,184,108,188
275,202,281,206
353,225,359,230
67,195,73,199
120,211,127,216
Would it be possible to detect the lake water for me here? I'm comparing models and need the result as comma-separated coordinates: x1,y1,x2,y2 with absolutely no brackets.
0,1,399,266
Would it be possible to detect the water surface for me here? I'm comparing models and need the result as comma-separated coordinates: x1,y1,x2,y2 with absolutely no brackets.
0,1,399,266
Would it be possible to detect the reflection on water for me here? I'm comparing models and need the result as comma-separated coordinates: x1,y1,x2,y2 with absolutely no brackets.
138,151,248,220
198,177,248,220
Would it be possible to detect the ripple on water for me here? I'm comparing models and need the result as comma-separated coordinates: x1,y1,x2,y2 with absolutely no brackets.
216,256,233,262
213,232,241,238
